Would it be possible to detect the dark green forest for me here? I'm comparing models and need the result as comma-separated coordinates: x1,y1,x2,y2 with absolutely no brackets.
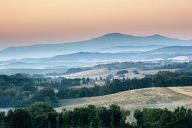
0,102,192,128
0,74,82,107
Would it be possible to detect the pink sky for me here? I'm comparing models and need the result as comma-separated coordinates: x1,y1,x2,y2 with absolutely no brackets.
0,0,192,49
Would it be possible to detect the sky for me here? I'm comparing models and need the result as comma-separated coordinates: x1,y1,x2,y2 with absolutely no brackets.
0,0,192,49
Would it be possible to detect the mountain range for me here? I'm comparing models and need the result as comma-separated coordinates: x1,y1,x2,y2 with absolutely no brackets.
0,33,191,60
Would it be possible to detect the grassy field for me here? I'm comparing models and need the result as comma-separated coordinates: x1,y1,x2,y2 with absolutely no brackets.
56,86,192,112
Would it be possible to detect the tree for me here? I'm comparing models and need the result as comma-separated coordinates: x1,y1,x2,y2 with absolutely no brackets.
109,104,126,128
0,112,5,128
6,109,31,128
32,88,58,105
28,102,55,128
29,102,54,117
134,110,144,128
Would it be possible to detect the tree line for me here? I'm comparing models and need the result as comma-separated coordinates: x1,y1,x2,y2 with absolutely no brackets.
0,102,192,128
57,71,192,99
0,102,128,128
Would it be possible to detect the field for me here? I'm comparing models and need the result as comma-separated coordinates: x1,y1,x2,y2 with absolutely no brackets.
56,86,192,112
62,68,177,80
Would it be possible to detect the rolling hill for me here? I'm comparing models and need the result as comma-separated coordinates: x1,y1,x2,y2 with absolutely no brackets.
136,46,192,60
56,87,192,112
1,46,192,72
147,46,192,54
49,52,135,61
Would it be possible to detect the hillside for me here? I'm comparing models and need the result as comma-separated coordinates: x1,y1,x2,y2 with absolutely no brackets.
147,46,192,54
56,87,192,112
137,46,192,60
50,52,134,61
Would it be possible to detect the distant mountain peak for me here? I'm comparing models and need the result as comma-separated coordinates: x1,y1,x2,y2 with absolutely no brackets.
100,33,134,38
98,33,172,40
147,34,169,39
90,33,139,42
151,34,164,37
103,32,125,36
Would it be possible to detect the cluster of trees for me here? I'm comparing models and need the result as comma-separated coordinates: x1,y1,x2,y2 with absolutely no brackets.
81,77,90,84
57,71,192,99
0,74,59,107
0,74,34,87
134,107,192,128
48,78,82,88
0,74,83,107
0,102,192,128
162,62,192,70
65,68,84,74
0,74,37,107
0,88,30,107
32,75,82,88
31,88,58,106
116,70,128,75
